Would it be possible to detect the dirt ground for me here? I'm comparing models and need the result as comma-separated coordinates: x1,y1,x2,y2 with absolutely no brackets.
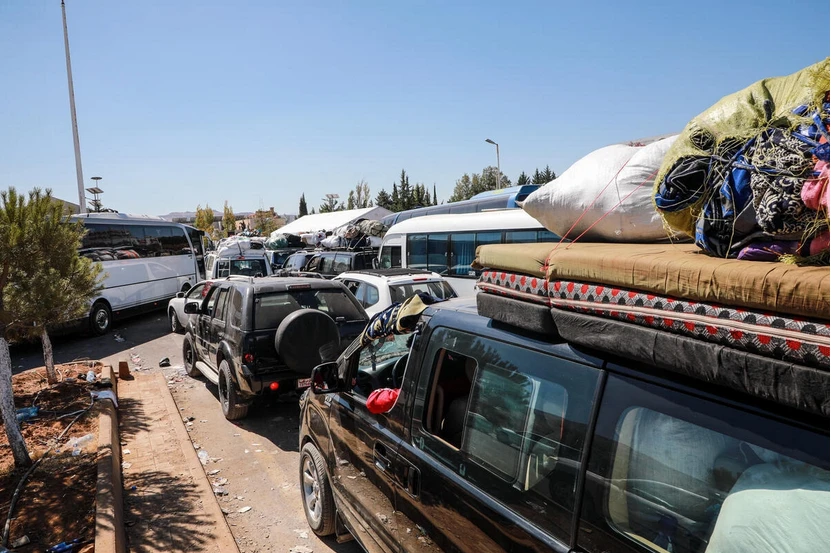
0,363,105,552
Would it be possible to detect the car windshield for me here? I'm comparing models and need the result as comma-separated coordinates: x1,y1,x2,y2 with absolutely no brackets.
358,333,411,369
389,280,456,304
217,258,268,277
253,289,366,329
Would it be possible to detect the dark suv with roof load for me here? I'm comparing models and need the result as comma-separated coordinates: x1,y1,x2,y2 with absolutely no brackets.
302,249,378,279
297,297,828,553
182,276,368,420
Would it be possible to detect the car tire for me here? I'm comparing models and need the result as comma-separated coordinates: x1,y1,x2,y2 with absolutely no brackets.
169,309,183,334
182,333,201,378
89,301,112,336
218,360,249,420
300,442,336,536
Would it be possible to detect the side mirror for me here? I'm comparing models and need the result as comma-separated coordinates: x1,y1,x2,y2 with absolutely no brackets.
372,258,380,269
176,291,186,298
311,362,340,394
183,301,199,314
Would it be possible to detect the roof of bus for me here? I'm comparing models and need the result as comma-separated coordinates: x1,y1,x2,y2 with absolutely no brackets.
385,208,544,234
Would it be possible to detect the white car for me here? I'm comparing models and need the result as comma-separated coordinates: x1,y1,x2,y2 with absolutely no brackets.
334,269,458,317
168,281,209,333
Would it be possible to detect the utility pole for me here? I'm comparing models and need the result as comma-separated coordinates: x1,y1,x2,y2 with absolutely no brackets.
485,138,501,190
61,0,86,213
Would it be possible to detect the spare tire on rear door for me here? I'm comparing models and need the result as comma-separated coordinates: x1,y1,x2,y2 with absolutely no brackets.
275,309,340,375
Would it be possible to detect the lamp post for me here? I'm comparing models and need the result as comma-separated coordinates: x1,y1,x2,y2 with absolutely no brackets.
485,138,501,190
61,0,86,214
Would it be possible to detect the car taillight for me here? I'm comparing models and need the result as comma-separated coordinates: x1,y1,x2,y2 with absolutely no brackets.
269,382,280,391
243,353,255,364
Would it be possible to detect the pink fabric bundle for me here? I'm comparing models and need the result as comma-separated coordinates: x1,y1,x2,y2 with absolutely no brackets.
802,160,829,212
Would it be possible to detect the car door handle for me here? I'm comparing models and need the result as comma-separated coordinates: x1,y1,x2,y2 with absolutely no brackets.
373,442,391,472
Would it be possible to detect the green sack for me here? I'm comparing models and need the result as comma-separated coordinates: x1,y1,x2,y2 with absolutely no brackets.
654,58,829,235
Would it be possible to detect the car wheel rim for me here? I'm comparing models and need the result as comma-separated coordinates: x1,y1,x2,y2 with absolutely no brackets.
170,313,177,331
219,377,229,411
95,310,108,331
302,455,321,523
184,343,192,368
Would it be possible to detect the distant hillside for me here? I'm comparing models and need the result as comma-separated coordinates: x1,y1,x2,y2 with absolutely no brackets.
158,210,254,221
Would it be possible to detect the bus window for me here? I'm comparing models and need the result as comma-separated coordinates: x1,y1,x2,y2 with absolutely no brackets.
380,245,401,269
450,233,475,276
408,234,428,270
505,230,537,243
537,230,559,242
476,232,502,247
428,234,448,274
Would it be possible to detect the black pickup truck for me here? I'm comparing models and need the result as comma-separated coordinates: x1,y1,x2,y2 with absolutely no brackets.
182,276,368,419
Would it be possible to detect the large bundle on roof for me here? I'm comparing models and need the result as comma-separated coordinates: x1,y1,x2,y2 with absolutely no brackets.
265,232,305,250
215,236,265,257
522,135,680,242
654,58,830,262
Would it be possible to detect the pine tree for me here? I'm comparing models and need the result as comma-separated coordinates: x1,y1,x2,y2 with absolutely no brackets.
517,171,531,185
375,189,393,210
391,183,400,212
298,194,308,217
6,189,103,385
398,170,411,211
0,188,35,467
433,184,438,205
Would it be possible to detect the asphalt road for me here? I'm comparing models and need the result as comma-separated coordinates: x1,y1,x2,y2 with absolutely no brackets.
10,311,362,553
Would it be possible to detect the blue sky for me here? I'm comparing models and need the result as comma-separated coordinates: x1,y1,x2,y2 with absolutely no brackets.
1,1,828,217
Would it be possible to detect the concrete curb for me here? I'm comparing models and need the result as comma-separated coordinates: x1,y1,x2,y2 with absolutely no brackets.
154,372,241,552
95,365,126,553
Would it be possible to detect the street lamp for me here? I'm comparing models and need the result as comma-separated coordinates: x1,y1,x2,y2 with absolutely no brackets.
485,138,501,190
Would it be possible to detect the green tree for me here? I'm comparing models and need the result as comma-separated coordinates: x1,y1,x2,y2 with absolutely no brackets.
194,204,215,233
6,189,103,385
433,184,438,205
517,171,531,185
391,183,400,211
354,180,372,208
375,188,393,210
0,188,35,467
449,173,473,202
397,170,412,211
319,195,344,213
222,201,235,237
532,166,557,185
298,194,308,217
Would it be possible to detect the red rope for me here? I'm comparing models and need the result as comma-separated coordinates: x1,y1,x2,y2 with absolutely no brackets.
551,155,634,252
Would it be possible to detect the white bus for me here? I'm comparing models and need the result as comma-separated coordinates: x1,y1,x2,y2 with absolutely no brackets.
378,209,559,297
71,213,206,334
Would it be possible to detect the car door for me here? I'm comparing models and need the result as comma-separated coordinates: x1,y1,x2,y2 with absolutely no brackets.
195,285,222,361
208,287,230,362
181,283,207,326
395,326,602,553
328,341,409,553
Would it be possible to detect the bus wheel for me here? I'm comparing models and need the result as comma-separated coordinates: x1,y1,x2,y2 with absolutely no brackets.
89,301,112,336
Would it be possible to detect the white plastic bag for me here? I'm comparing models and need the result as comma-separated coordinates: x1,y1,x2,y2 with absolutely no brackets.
522,136,679,242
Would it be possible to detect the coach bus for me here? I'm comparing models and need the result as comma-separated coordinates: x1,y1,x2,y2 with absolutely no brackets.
70,213,205,334
380,184,539,228
378,209,559,297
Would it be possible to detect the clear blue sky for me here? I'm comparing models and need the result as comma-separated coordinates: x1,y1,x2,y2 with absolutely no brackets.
1,1,828,217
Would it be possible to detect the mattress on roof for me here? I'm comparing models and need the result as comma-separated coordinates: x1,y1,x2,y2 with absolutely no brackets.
472,242,829,320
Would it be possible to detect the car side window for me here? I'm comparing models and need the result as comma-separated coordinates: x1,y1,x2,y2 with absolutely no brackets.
578,374,830,553
412,327,600,543
362,283,379,306
216,259,230,278
342,280,364,303
213,289,229,320
229,288,244,328
186,283,206,300
204,286,220,316
333,254,350,274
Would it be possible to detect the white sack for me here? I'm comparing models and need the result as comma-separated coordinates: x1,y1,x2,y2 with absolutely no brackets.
522,136,678,242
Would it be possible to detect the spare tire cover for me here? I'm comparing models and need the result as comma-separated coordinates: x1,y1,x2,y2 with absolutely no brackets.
275,309,340,375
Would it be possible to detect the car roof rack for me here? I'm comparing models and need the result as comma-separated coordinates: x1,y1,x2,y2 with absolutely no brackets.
348,268,436,278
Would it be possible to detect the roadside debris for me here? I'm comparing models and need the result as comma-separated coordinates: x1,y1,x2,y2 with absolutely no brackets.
213,486,228,496
68,434,94,456
207,469,221,476
197,450,210,466
15,406,39,423
10,535,30,548
159,357,171,367
113,333,125,343
122,462,132,470
289,546,313,553
238,506,252,513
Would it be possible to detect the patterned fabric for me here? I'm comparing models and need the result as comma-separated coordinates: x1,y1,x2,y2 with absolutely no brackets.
360,293,443,346
476,270,551,304
748,128,818,236
476,271,830,368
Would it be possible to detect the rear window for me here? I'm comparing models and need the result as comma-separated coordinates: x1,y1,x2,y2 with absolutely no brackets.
253,289,366,329
216,258,268,277
390,280,457,304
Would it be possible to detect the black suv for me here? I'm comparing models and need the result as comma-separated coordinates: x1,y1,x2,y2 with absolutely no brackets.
182,276,368,420
298,298,828,553
302,249,378,279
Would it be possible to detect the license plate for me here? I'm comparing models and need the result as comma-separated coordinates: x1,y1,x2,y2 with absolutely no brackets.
296,378,312,389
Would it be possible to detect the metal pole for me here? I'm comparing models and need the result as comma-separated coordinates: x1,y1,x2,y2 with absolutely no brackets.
61,0,86,214
495,143,501,189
